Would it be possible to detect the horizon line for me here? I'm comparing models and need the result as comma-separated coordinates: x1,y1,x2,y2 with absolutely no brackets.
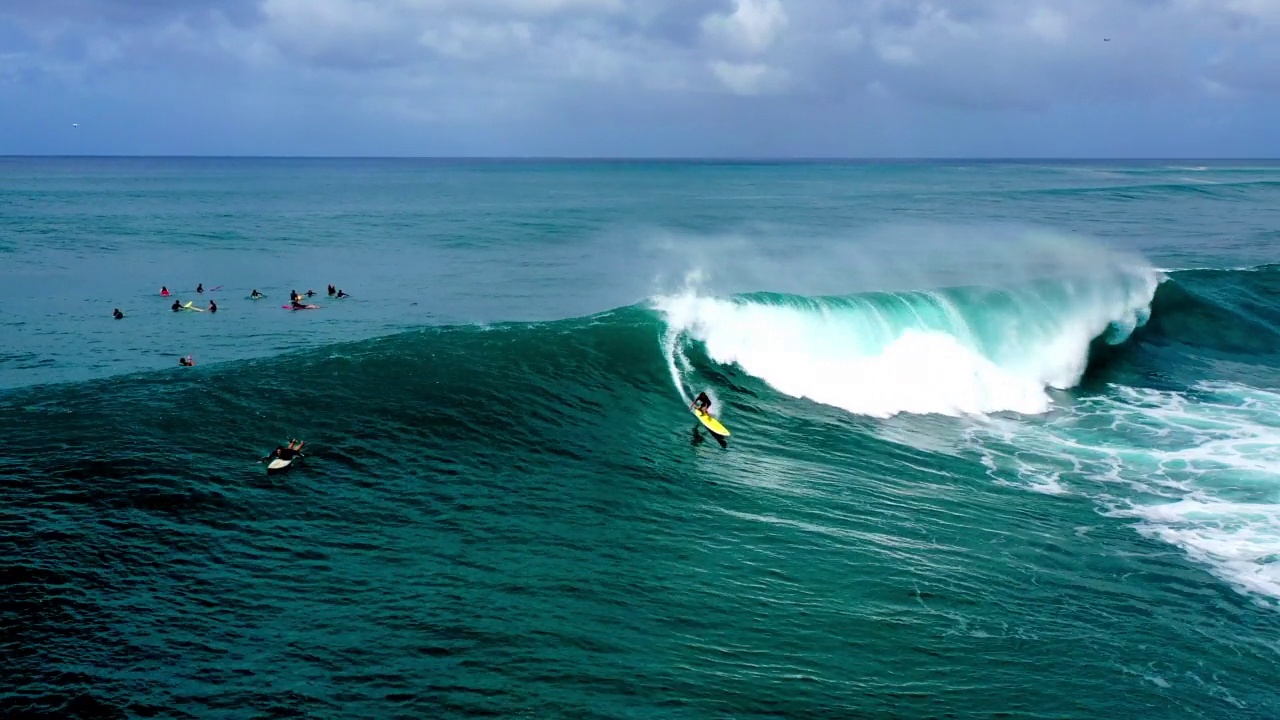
1,154,1278,162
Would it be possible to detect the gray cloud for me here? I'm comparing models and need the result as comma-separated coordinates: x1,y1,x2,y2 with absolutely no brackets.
1,0,1277,155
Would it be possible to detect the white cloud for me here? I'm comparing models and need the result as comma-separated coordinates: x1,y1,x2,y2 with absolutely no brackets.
701,0,788,55
710,59,787,95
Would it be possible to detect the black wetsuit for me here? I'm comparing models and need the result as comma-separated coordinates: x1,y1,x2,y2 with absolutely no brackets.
694,393,711,413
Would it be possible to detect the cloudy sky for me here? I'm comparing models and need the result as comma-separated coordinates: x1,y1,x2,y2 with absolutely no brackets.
2,0,1278,156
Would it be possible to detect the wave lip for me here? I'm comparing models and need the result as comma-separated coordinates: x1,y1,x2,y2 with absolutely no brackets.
657,268,1160,418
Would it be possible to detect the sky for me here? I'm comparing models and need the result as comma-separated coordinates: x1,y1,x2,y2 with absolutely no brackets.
1,0,1278,157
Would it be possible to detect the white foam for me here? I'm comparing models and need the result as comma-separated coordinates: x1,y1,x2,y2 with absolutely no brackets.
974,383,1280,605
655,269,1158,419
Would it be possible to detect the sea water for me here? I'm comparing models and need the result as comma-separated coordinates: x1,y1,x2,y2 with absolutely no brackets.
2,158,1279,718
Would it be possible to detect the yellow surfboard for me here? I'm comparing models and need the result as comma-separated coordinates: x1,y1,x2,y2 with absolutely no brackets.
694,408,730,436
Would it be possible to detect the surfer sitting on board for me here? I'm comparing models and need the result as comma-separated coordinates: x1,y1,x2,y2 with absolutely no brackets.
251,289,264,299
328,284,336,296
171,300,181,312
113,308,123,319
196,283,204,293
160,286,170,297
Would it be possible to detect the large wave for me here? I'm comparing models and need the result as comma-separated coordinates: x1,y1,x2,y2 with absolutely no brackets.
657,267,1161,418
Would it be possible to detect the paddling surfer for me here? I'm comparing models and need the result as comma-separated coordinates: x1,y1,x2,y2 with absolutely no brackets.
263,439,305,463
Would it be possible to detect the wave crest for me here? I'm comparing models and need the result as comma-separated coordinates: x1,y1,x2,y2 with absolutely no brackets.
657,269,1161,418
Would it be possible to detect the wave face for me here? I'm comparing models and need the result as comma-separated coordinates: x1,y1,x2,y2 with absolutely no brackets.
658,267,1160,417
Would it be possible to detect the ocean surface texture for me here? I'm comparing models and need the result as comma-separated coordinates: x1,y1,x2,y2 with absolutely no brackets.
2,158,1279,719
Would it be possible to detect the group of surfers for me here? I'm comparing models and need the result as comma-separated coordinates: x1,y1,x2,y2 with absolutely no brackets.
113,284,353,367
270,285,350,309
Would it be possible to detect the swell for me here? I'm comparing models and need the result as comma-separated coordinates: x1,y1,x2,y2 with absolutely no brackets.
1019,179,1280,201
1133,268,1280,354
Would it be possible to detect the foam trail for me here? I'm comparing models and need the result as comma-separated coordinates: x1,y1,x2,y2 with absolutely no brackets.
656,267,1160,418
974,383,1280,604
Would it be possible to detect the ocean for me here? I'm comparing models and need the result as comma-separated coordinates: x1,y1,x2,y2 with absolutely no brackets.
2,158,1279,719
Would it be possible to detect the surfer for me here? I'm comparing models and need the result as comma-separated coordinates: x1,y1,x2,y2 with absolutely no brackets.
171,299,181,312
179,355,194,366
692,391,712,414
305,289,316,297
336,289,349,298
251,289,264,299
690,391,727,447
263,439,305,462
113,308,123,319
196,283,204,294
208,300,217,313
328,284,336,296
160,286,170,297
290,289,300,303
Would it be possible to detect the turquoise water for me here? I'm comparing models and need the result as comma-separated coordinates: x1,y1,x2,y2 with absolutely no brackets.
3,158,1280,718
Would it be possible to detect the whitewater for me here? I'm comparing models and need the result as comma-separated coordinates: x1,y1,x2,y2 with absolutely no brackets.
657,245,1161,418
